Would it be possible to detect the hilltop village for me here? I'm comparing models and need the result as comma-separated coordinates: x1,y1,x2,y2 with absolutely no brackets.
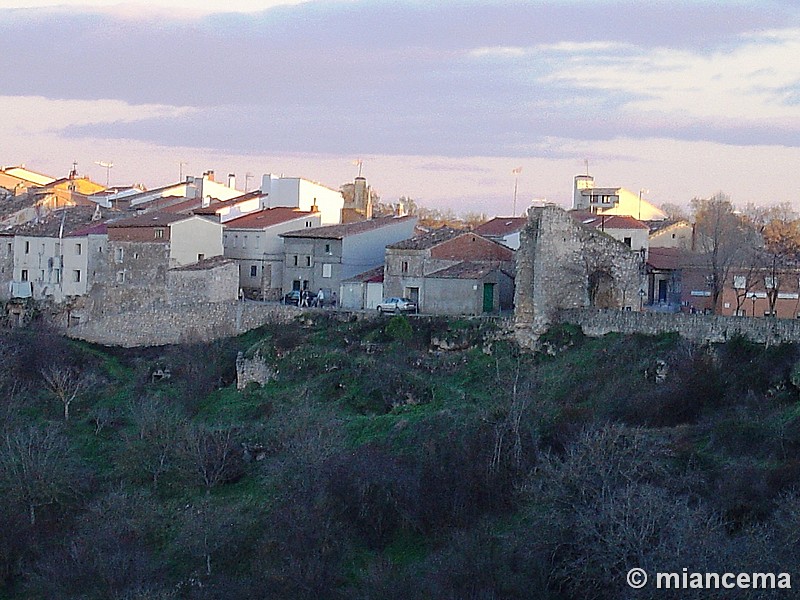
1,163,798,345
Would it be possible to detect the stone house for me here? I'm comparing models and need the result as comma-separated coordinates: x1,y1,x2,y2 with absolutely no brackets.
384,228,515,314
103,213,224,288
424,262,514,315
221,207,321,300
514,205,646,338
280,216,417,297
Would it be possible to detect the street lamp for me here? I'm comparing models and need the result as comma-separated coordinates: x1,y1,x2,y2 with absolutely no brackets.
638,188,648,220
748,292,757,317
638,288,646,311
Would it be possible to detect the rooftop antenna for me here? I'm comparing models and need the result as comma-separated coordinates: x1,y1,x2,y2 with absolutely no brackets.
95,161,113,187
352,159,363,178
584,158,589,176
69,161,78,179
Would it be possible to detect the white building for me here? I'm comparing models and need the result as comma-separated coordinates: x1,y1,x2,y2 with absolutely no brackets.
572,174,667,221
5,206,108,301
571,211,650,256
260,174,344,225
222,207,321,299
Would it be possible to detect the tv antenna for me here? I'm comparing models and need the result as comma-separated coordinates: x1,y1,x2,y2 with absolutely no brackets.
95,161,113,187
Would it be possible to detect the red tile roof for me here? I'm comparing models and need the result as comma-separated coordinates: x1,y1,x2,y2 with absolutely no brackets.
427,261,507,279
343,265,384,283
107,212,194,228
570,211,649,230
474,217,527,236
385,226,462,250
281,215,415,240
224,207,313,229
647,247,682,270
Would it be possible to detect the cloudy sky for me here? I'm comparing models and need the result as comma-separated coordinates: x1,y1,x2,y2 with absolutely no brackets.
2,0,800,216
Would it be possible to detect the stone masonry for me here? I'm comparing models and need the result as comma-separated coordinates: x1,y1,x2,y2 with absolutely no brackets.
514,204,645,347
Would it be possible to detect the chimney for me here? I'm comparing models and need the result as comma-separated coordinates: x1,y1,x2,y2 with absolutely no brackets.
227,173,236,189
310,198,319,213
202,195,211,208
204,170,215,182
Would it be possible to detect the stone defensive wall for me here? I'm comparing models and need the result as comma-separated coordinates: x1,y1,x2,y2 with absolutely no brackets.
558,308,800,346
67,301,298,347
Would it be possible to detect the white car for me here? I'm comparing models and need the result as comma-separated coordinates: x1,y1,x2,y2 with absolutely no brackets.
376,297,417,314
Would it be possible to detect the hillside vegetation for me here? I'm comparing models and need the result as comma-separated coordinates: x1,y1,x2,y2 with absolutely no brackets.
2,316,800,599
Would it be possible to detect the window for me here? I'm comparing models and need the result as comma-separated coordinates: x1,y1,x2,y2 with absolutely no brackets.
7,243,11,253
21,269,28,281
75,243,82,255
305,256,311,267
116,271,125,284
623,237,632,247
293,255,299,266
197,253,205,261
154,228,164,239
72,270,81,283
115,247,124,263
250,265,258,277
305,221,312,228
54,269,61,283
243,236,248,249
324,243,331,254
39,270,44,281
401,261,409,274
24,241,29,254
765,276,777,289
322,263,332,278
733,275,747,290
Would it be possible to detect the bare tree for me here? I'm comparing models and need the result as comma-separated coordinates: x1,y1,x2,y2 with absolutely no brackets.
121,397,186,487
182,425,243,493
0,424,85,524
691,193,758,313
40,365,90,422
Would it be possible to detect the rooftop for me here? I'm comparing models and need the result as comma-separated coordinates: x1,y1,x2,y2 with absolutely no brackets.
224,207,313,229
385,226,462,250
474,217,527,237
281,215,415,240
427,261,506,279
570,211,649,230
107,212,198,228
6,206,109,237
170,255,234,271
342,265,384,283
193,190,265,215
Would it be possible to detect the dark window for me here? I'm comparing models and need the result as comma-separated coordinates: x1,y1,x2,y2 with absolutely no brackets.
624,237,632,247
250,265,257,277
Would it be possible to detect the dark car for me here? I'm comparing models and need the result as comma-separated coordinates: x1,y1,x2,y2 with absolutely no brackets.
283,290,302,305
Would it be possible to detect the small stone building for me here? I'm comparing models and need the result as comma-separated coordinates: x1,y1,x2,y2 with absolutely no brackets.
514,205,646,340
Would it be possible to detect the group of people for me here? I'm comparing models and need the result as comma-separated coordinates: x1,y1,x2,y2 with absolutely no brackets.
299,289,336,308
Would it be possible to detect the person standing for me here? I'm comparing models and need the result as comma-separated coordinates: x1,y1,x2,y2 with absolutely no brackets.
317,288,325,308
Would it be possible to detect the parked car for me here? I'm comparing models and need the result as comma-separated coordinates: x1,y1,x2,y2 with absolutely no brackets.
283,290,302,305
377,297,417,314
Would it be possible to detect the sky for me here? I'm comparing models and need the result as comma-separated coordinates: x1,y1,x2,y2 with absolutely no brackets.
2,0,800,217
